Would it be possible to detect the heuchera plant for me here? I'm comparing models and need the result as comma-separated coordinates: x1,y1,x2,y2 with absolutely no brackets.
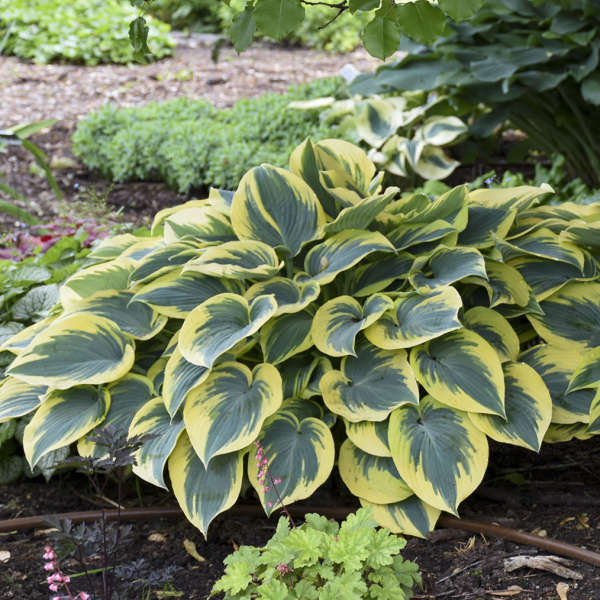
1,138,599,541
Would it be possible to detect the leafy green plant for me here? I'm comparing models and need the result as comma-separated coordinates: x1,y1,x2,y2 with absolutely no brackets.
211,506,421,599
2,137,600,540
351,0,600,185
289,91,467,182
72,77,348,193
0,0,173,65
148,0,221,32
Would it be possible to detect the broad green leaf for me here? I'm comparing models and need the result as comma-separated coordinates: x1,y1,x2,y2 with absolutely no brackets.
304,230,395,285
179,293,277,368
469,362,552,451
184,362,282,465
320,341,418,422
411,329,505,417
395,0,447,46
0,378,46,422
365,287,462,349
260,309,314,364
339,439,412,504
162,348,210,417
231,164,325,257
230,6,256,53
12,284,59,322
60,258,135,310
169,433,243,536
344,418,391,457
245,277,319,316
568,348,600,393
163,205,235,245
134,268,243,319
65,290,167,340
410,247,487,291
129,397,185,488
248,413,334,515
581,74,600,105
361,496,440,538
312,294,393,357
8,314,135,389
184,240,281,280
389,396,488,514
462,307,519,362
521,344,594,424
439,0,483,21
23,386,110,467
362,14,401,61
528,282,600,352
254,0,305,39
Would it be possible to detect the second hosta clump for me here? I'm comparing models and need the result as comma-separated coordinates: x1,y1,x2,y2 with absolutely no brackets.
2,138,600,537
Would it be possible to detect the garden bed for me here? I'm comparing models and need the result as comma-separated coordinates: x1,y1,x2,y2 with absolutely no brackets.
1,439,599,599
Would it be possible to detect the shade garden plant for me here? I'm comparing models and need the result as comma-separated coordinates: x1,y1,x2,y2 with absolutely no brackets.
1,137,599,541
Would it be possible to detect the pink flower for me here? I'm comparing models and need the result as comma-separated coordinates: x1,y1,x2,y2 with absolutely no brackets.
273,478,282,484
49,583,59,592
44,561,56,571
78,593,90,600
268,501,273,507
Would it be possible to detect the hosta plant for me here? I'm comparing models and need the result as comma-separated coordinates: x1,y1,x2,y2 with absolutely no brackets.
2,138,600,538
289,91,467,182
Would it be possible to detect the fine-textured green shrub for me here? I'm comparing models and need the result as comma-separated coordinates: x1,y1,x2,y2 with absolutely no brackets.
148,0,221,32
2,138,600,538
0,0,173,65
72,78,347,192
351,0,600,185
211,507,421,599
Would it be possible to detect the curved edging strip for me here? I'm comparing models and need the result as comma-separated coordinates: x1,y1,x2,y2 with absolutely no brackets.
1,504,599,567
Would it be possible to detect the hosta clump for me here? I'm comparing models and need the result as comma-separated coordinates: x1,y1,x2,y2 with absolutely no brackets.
2,138,600,538
289,91,467,182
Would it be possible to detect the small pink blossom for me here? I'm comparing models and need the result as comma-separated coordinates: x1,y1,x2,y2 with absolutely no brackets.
49,583,59,592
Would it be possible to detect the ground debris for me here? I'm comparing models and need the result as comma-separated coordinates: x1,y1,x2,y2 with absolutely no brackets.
504,555,583,580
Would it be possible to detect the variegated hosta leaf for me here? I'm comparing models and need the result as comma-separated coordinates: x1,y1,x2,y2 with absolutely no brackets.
312,294,393,357
411,145,459,180
0,317,54,355
288,138,339,217
346,254,413,297
128,243,202,286
365,287,462,350
184,240,281,281
65,290,167,340
260,310,314,364
507,255,597,302
129,396,185,488
183,362,282,466
231,164,326,257
416,116,467,146
462,307,519,363
344,418,391,458
169,433,243,536
568,347,600,393
151,199,209,234
354,97,399,148
406,185,468,232
528,282,600,352
457,205,515,249
280,355,331,399
304,230,395,284
544,422,594,444
389,396,489,515
60,258,135,311
245,278,320,316
120,238,165,263
520,344,594,424
483,259,530,307
163,205,235,245
24,386,110,467
88,233,139,260
587,389,600,434
387,219,457,252
469,362,552,451
338,439,412,504
410,329,505,417
8,314,135,389
323,188,398,234
147,357,168,395
410,247,487,291
133,269,243,320
361,496,441,539
495,228,585,270
207,187,234,215
248,412,335,516
178,293,277,368
0,378,46,422
468,185,553,211
280,397,324,421
162,348,210,417
561,221,600,253
320,341,418,423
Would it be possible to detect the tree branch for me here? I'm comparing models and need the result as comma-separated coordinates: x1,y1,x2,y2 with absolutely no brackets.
300,0,349,29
